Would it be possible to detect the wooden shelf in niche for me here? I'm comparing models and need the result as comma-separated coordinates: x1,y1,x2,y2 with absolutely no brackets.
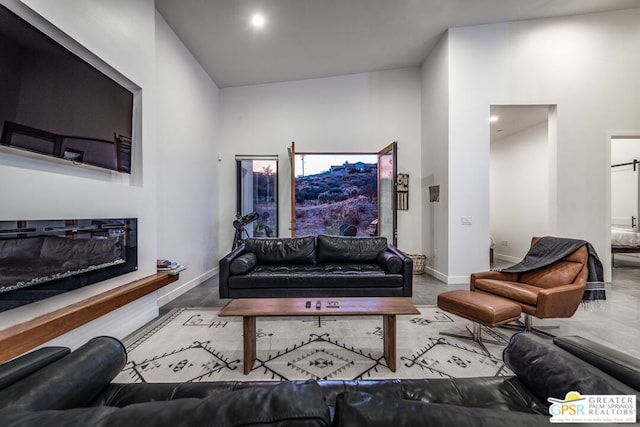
0,273,178,363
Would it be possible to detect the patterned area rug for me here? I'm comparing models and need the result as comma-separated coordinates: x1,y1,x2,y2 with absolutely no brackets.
114,306,513,383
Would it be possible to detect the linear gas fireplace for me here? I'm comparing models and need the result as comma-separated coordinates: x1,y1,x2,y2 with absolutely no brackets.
0,218,137,312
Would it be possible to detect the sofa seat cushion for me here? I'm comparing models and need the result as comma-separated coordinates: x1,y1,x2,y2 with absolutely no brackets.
518,261,583,288
316,235,387,263
245,236,316,264
252,263,385,274
316,377,547,415
227,263,403,290
474,279,539,306
332,391,551,427
0,381,331,427
100,377,546,415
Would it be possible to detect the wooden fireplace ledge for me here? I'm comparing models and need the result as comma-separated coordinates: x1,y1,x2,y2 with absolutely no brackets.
0,272,178,363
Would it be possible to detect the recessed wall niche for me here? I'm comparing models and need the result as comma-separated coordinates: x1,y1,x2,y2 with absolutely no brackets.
0,4,140,182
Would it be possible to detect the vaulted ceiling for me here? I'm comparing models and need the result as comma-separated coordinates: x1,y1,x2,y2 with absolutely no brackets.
156,0,640,88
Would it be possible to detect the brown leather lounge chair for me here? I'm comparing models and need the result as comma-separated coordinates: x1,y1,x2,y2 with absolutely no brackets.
470,237,589,336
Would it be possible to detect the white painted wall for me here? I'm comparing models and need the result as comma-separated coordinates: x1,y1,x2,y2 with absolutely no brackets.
154,12,219,306
420,34,450,282
445,24,505,283
218,69,422,256
490,121,549,262
0,0,159,347
0,0,219,350
442,9,640,282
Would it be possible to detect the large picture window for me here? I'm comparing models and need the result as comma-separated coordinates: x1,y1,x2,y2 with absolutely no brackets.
293,153,378,237
289,142,397,245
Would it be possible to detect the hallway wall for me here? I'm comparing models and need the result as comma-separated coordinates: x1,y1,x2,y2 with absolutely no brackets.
491,120,549,262
435,8,640,282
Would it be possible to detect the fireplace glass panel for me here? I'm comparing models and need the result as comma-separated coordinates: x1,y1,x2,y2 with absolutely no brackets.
0,218,137,312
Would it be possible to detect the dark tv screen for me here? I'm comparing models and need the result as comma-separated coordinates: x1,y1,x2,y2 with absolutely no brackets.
0,5,134,173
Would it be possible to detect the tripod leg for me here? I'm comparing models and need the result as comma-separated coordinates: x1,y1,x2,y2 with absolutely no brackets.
232,229,242,250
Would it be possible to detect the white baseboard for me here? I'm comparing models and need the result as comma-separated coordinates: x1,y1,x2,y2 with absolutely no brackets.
446,275,470,285
156,267,217,307
494,253,522,264
424,267,469,285
425,266,447,283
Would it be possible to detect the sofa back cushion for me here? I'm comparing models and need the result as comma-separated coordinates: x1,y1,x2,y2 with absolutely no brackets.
245,236,316,264
503,333,638,408
316,235,387,263
553,335,640,391
0,336,126,411
0,346,70,392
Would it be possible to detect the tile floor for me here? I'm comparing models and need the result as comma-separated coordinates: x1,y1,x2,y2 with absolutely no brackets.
159,260,640,357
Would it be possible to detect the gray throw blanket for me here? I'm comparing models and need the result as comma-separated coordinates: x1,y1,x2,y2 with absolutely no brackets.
501,236,605,305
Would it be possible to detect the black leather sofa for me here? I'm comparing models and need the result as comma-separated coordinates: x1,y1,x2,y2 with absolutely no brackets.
219,235,413,299
0,332,638,426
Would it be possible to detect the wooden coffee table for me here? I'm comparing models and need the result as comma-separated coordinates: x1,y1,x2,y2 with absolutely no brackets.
219,297,419,374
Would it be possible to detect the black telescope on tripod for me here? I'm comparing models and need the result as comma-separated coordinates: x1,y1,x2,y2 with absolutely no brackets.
232,212,259,250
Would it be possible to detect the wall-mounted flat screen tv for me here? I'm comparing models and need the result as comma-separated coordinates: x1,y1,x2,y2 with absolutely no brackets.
0,5,134,173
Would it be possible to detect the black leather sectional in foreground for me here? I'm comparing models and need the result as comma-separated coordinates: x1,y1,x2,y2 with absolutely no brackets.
0,332,638,426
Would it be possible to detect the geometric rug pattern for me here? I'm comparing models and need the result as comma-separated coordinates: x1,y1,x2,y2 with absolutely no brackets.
114,306,513,383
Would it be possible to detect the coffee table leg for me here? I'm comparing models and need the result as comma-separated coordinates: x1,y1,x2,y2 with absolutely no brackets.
243,316,256,374
383,314,397,371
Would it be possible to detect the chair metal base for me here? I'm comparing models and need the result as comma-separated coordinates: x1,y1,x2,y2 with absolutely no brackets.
499,313,559,338
440,323,508,356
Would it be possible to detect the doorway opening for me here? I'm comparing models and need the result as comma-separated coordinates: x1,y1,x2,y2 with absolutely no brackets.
489,105,553,267
610,135,640,268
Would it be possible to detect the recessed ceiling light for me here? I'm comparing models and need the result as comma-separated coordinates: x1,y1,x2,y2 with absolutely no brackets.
250,13,266,29
489,116,499,123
